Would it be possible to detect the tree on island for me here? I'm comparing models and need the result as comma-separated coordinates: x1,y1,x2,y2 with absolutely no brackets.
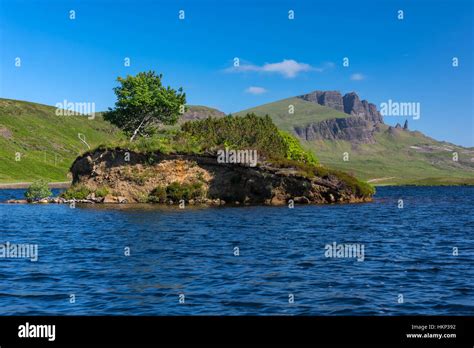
104,71,186,141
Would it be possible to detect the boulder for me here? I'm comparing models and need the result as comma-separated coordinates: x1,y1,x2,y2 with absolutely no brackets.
103,195,116,203
117,196,128,204
6,199,28,204
293,196,310,204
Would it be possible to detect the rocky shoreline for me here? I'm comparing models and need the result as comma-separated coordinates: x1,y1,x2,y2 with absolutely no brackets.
5,196,227,206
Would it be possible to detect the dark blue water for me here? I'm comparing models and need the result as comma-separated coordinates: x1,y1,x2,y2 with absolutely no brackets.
0,187,472,315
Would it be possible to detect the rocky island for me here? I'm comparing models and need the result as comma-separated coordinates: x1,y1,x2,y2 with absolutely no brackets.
65,148,372,205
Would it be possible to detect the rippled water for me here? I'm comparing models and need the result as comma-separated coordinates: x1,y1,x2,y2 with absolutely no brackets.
0,186,472,315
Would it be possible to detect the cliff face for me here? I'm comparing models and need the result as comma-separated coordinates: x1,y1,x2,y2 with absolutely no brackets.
69,149,372,205
294,116,379,144
342,92,384,124
300,91,345,112
296,90,384,143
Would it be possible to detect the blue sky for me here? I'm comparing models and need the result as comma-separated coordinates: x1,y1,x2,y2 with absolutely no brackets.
1,0,473,146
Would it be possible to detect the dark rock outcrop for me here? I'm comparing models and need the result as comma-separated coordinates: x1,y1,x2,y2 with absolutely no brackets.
294,116,377,143
295,90,384,143
343,93,384,124
299,90,384,124
300,91,344,112
403,120,408,130
69,149,372,205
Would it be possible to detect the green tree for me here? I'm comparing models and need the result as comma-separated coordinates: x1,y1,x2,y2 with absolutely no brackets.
104,71,186,141
25,180,52,202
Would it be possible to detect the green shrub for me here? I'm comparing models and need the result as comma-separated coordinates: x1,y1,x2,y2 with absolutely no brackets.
131,135,173,154
148,186,167,203
94,114,316,166
181,113,288,160
25,180,52,202
180,114,320,166
61,185,91,200
278,130,318,165
171,133,203,154
165,182,204,201
95,186,110,198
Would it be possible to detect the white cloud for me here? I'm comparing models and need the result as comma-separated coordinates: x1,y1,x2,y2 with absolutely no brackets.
260,59,313,78
245,86,267,95
350,73,365,81
226,59,329,78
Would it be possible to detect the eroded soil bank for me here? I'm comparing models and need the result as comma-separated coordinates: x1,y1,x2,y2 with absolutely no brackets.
64,149,372,205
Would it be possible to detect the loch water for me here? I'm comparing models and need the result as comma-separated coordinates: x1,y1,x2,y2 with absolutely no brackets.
0,186,472,315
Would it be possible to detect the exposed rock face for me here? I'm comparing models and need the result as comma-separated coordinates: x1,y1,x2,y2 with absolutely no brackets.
343,93,384,124
343,92,366,116
294,116,377,143
300,91,344,112
299,90,384,124
69,149,372,205
296,90,384,143
403,120,408,130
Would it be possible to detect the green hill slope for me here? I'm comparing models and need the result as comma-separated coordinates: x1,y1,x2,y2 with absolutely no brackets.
0,99,229,183
0,98,123,183
236,98,474,185
308,126,474,185
235,97,350,130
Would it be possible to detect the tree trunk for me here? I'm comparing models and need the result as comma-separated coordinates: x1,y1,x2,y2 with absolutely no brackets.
129,116,148,142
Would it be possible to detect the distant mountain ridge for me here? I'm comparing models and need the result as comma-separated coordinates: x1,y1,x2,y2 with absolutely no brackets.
180,105,225,123
294,90,387,144
299,90,384,124
236,91,474,185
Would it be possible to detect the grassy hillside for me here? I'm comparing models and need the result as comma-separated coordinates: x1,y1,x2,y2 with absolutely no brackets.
236,98,474,185
235,97,350,130
306,126,474,185
0,99,228,183
0,98,123,183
